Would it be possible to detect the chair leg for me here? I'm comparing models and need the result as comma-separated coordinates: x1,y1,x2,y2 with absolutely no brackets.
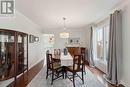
82,69,84,84
73,73,75,87
62,68,64,79
46,69,48,79
65,71,67,79
51,71,54,85
83,65,86,74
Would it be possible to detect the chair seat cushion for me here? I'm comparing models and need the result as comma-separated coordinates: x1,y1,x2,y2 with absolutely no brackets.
50,62,61,69
67,64,82,72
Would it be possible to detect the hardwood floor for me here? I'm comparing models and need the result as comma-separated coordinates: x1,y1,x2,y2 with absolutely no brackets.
86,65,125,87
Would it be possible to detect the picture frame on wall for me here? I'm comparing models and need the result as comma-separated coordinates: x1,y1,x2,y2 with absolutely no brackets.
68,38,80,45
29,35,39,43
29,35,35,43
34,37,39,42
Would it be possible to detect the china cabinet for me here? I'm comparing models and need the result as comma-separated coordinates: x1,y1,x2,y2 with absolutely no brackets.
0,29,28,85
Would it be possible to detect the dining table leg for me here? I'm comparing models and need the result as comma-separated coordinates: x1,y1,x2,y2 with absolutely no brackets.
62,66,67,79
62,67,64,79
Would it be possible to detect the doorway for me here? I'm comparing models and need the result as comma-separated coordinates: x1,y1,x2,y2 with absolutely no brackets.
42,34,54,65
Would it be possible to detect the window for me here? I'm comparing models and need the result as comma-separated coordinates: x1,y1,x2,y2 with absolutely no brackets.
95,25,109,62
93,18,110,73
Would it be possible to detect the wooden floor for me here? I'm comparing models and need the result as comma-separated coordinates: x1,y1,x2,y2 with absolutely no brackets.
8,60,124,87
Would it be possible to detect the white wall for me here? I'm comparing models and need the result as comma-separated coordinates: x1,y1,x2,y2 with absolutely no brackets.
44,28,90,49
0,10,43,69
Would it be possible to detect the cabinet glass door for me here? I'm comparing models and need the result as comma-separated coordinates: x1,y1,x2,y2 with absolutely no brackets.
0,31,15,80
17,33,28,75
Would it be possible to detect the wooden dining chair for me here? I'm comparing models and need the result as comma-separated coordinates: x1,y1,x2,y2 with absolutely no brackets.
46,53,63,85
65,55,84,87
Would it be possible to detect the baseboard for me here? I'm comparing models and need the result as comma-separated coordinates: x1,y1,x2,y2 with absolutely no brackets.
103,75,128,87
94,60,107,74
103,74,117,85
120,80,130,87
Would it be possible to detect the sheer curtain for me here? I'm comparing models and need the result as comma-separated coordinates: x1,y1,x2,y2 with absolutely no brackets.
105,10,122,85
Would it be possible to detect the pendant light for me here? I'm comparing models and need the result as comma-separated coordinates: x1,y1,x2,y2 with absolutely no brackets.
60,17,69,38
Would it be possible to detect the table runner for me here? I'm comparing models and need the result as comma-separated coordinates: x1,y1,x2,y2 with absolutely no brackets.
60,53,73,66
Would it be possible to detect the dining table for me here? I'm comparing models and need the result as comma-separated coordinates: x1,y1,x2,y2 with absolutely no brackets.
53,52,73,67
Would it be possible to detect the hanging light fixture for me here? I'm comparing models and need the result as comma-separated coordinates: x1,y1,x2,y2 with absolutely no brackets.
60,17,69,38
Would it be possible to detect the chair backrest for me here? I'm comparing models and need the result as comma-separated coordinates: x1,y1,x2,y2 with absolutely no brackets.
57,49,61,55
73,55,83,71
46,53,53,69
54,49,61,55
54,49,57,55
81,53,85,62
46,50,49,63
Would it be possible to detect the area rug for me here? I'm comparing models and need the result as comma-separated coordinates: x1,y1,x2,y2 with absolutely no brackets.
27,66,105,87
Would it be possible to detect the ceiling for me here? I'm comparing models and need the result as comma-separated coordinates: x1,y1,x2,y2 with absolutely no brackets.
16,0,124,31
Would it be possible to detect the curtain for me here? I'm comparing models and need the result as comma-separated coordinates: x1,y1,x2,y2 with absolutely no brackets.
89,26,95,66
105,10,122,85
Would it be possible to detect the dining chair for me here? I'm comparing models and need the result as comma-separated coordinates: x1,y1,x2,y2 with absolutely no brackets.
65,55,84,87
46,53,63,85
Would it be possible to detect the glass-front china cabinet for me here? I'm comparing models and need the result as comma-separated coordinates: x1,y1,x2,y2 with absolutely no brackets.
0,29,28,86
